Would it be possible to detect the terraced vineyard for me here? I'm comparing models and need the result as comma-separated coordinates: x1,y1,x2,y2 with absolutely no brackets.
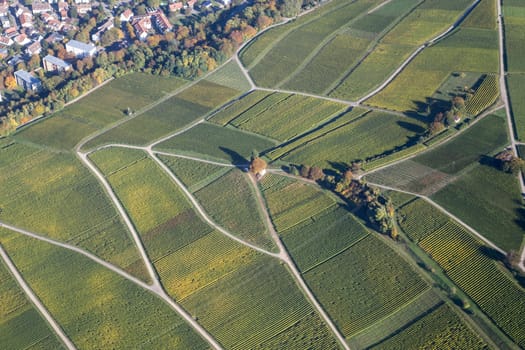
2,0,524,348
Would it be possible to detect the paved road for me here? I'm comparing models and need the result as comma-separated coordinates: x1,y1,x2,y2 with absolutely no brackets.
246,174,350,350
496,0,525,270
0,243,77,350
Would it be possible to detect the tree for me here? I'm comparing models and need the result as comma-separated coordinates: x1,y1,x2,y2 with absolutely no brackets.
299,165,310,178
5,76,17,90
279,0,301,17
308,166,324,181
249,157,267,175
505,250,520,269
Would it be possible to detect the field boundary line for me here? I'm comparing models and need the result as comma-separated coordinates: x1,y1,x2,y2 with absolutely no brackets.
357,0,482,104
148,151,281,259
366,182,507,256
247,174,351,350
0,243,77,350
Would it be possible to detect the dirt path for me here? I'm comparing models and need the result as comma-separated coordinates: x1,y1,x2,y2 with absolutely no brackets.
496,0,525,271
0,244,77,350
246,174,351,350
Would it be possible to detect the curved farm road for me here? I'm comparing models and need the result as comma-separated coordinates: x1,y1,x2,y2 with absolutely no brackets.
246,174,351,350
0,243,77,350
0,221,224,350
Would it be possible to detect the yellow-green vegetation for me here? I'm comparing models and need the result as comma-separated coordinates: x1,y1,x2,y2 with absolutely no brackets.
88,147,147,175
194,169,276,250
304,235,429,337
156,231,256,300
226,93,347,141
92,150,190,234
398,198,450,243
157,155,230,192
367,26,499,112
282,111,427,170
15,73,187,150
0,229,208,349
281,205,368,272
397,200,525,346
260,174,335,232
209,90,272,126
347,290,443,349
82,79,239,150
0,141,149,281
204,60,252,92
181,254,338,349
370,303,488,349
249,0,382,87
464,74,499,116
154,122,277,164
504,0,525,73
0,258,64,349
462,0,497,29
507,74,525,141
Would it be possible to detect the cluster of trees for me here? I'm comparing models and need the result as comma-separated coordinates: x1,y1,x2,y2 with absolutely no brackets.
494,150,525,175
0,0,325,133
429,96,466,135
288,163,398,239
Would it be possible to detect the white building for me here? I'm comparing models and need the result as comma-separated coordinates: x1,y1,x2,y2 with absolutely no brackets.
65,39,96,58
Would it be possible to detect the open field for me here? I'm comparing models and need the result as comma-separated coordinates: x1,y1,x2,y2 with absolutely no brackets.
432,164,524,251
281,205,368,272
463,0,497,29
260,174,335,232
157,155,230,192
0,229,208,349
0,258,64,349
248,0,382,88
397,202,525,346
223,93,347,141
398,198,450,243
370,303,488,349
209,90,272,126
504,0,525,73
82,80,239,149
154,122,276,164
92,150,190,234
194,169,276,250
507,74,525,141
204,60,252,92
14,73,187,150
0,141,149,281
181,254,338,349
305,234,429,338
281,111,427,170
367,26,499,112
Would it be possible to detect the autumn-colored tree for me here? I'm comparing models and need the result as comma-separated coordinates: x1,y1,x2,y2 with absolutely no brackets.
300,165,310,178
256,14,273,29
249,157,267,174
308,166,324,181
5,76,17,90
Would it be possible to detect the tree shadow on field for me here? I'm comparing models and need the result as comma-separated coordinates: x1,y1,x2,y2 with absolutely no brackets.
396,121,426,134
478,246,506,262
514,207,525,231
405,98,451,123
328,161,350,173
219,146,249,166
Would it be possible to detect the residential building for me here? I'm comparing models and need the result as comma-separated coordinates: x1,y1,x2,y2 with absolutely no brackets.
133,17,151,40
153,10,172,32
120,9,133,22
14,70,41,91
19,12,33,28
26,41,41,55
32,1,53,14
14,33,30,46
65,39,96,57
0,4,8,16
169,2,183,12
0,15,10,29
0,36,13,46
74,0,90,4
42,54,71,72
91,17,114,42
76,3,92,14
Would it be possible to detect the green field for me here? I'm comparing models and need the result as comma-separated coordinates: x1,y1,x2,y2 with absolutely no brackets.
220,92,347,142
249,0,382,87
91,150,190,235
0,141,149,281
281,111,427,170
194,169,276,250
181,254,339,349
397,201,525,346
504,0,525,73
204,59,252,92
367,26,499,112
14,73,187,150
507,74,525,140
281,205,369,272
0,229,208,349
82,80,240,149
209,90,273,126
305,234,429,338
260,174,335,232
398,198,450,243
432,163,524,251
154,122,277,164
0,257,64,349
370,303,488,349
157,155,230,192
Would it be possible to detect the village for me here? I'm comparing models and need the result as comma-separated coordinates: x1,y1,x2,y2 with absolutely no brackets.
0,0,233,95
